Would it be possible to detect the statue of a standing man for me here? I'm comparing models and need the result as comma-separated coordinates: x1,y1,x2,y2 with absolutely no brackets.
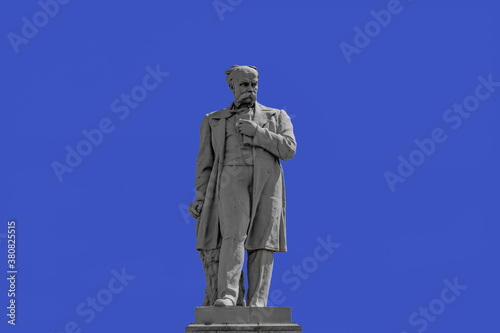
189,65,296,307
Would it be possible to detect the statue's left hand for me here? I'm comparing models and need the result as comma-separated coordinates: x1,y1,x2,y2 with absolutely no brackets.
189,200,203,219
236,119,258,137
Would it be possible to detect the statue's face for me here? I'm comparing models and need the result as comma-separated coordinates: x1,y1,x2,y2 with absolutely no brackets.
231,68,258,105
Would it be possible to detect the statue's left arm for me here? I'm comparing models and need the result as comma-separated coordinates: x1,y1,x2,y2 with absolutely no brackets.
252,109,296,161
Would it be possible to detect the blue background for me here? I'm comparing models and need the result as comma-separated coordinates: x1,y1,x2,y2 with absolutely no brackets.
1,0,499,332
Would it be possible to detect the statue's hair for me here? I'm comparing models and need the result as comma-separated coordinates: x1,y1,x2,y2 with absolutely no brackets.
225,65,259,89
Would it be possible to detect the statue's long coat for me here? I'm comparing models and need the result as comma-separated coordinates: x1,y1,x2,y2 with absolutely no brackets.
194,102,296,252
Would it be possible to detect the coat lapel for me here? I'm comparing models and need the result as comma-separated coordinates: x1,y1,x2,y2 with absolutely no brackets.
211,102,276,161
210,107,232,163
253,102,277,128
249,102,277,229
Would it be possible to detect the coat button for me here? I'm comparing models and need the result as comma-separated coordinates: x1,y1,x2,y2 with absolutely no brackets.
268,169,272,174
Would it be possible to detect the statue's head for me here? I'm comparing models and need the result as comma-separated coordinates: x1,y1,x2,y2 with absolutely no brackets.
225,65,259,106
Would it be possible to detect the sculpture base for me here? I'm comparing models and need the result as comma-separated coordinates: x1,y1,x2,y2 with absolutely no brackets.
185,307,301,332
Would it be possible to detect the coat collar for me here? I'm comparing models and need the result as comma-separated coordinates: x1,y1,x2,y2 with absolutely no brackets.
211,101,276,127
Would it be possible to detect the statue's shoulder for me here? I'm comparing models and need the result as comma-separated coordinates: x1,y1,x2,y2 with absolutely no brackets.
258,103,279,111
204,107,231,120
257,103,286,120
257,103,283,113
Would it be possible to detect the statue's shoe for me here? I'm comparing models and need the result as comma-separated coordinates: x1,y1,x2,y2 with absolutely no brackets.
214,297,235,306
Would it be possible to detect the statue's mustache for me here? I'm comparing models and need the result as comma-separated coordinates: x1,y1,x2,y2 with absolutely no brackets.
237,91,256,101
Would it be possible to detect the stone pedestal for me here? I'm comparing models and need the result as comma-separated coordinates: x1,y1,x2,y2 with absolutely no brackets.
185,307,301,332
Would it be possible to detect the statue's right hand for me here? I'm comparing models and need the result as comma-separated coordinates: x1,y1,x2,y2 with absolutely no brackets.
189,201,203,219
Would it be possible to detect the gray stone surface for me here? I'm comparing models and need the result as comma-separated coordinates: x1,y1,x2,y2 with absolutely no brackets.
185,323,302,332
200,248,246,306
195,307,292,324
186,307,301,332
189,65,297,307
